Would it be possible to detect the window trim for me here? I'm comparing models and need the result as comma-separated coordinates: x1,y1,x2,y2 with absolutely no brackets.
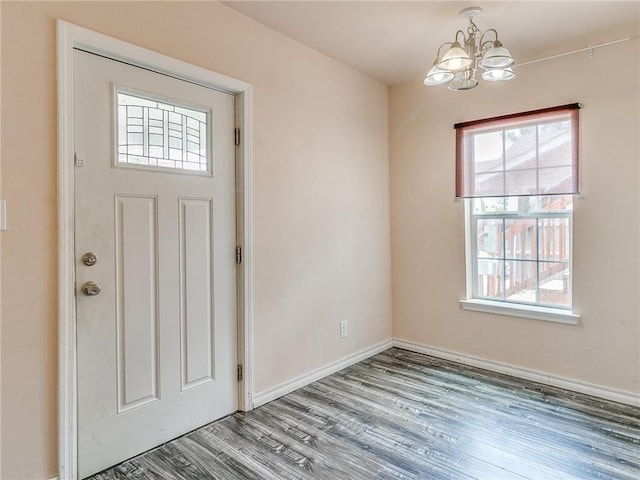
463,200,579,325
470,207,572,309
459,298,580,325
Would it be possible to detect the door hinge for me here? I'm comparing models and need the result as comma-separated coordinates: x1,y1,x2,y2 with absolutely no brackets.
237,364,243,382
235,246,242,264
234,128,240,146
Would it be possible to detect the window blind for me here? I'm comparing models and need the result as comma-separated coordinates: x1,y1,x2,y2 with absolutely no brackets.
455,103,580,198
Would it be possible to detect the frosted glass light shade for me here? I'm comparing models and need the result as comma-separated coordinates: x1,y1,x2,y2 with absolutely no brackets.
424,63,455,86
480,44,515,69
447,73,478,91
482,67,516,81
438,43,472,72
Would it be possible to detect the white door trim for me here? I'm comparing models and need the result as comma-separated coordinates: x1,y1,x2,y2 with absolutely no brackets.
57,20,253,480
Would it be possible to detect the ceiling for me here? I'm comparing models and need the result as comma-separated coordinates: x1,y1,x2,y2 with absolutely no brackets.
222,1,640,85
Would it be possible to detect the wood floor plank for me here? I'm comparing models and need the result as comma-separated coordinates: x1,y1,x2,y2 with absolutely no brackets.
87,348,640,480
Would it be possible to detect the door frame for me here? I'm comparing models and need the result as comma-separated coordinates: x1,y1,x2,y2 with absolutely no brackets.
57,20,254,480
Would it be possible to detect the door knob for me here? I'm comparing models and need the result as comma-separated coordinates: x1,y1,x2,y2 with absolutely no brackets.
81,281,101,297
81,252,98,266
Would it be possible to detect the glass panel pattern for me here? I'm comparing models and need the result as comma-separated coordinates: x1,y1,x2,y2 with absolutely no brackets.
117,91,210,172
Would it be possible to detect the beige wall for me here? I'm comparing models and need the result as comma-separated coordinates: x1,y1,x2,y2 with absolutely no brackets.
0,1,391,478
2,1,638,478
390,35,640,394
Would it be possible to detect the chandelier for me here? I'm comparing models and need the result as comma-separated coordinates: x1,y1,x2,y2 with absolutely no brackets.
424,7,515,91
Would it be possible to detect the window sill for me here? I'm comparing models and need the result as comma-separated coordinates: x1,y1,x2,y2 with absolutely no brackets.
460,299,579,325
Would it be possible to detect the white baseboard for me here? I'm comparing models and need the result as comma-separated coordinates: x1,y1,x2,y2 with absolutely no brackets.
393,338,640,407
252,339,393,408
49,476,59,480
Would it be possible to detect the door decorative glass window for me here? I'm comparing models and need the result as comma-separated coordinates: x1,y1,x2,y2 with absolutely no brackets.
116,89,211,173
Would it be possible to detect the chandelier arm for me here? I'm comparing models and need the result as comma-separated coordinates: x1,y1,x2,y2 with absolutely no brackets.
479,28,499,47
454,30,467,44
480,40,495,52
436,42,454,59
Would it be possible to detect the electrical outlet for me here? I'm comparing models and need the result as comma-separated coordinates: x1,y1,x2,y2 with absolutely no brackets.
339,320,348,338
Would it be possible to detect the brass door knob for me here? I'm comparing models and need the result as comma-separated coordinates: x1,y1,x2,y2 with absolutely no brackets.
81,281,101,297
81,252,97,266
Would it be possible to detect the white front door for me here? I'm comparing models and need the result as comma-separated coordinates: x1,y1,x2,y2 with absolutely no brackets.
74,49,238,478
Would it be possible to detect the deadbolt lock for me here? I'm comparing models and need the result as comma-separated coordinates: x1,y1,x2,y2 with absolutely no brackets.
81,252,98,266
81,281,101,297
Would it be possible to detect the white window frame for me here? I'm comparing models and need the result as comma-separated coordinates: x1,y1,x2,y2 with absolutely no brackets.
462,199,579,324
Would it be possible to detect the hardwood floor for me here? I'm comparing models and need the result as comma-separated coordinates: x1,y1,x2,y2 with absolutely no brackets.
89,348,640,479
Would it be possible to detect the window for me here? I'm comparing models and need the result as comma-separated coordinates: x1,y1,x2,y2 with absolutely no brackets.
456,104,580,322
116,89,211,173
471,196,572,308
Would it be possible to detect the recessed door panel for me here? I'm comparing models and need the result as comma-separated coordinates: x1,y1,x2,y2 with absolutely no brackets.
179,197,215,390
115,195,159,411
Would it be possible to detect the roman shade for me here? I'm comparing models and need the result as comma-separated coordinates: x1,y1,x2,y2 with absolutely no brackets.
455,103,580,198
